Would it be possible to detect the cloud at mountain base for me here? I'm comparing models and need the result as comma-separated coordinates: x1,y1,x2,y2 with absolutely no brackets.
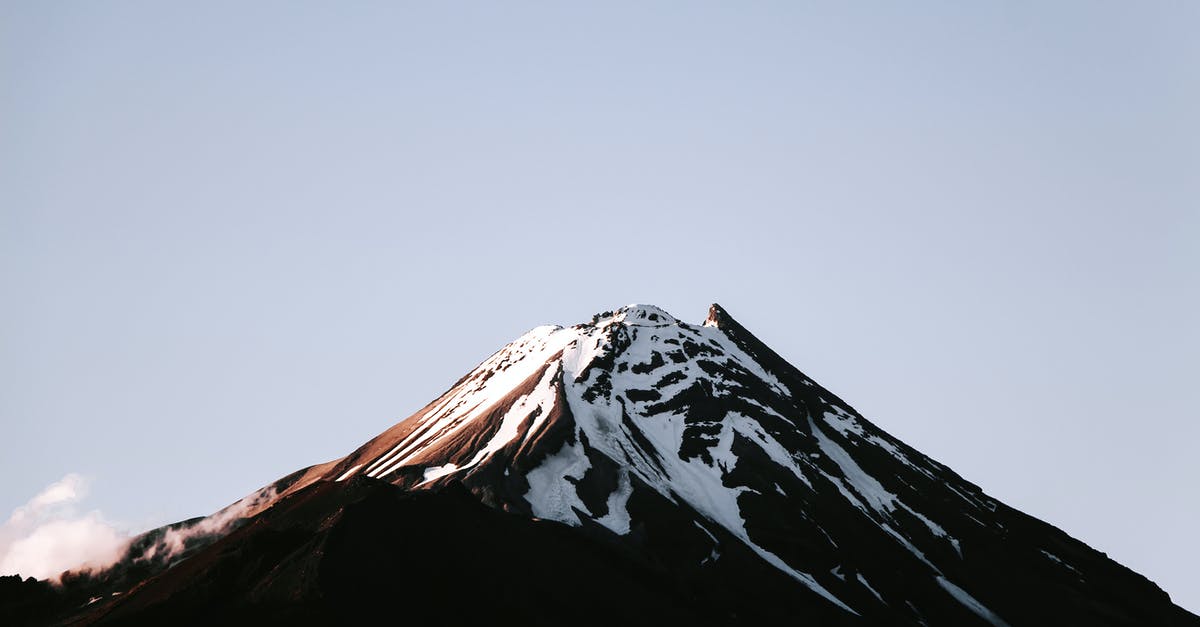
0,474,131,581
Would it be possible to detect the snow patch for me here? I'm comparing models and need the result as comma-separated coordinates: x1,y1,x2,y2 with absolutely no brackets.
335,464,363,482
524,439,590,525
809,416,899,514
857,573,885,603
1040,549,1083,577
936,577,1009,626
594,468,634,534
421,464,459,483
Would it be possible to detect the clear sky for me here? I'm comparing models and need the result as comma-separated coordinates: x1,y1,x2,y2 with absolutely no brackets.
2,0,1197,612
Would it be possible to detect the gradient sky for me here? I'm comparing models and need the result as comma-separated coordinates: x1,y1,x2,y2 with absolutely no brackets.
3,0,1197,613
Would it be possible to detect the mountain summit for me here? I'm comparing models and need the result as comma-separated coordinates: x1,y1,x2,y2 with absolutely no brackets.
6,304,1195,626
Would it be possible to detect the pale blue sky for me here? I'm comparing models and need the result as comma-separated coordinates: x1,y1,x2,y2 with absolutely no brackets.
2,0,1197,612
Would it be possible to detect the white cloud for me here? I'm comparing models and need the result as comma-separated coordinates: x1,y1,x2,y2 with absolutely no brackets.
0,474,131,581
25,474,87,511
143,485,276,563
0,475,275,582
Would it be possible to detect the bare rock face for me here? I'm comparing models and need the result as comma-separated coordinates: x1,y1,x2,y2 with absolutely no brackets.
9,304,1196,626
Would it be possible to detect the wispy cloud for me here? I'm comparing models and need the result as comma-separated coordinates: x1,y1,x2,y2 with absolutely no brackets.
0,474,131,581
140,486,276,563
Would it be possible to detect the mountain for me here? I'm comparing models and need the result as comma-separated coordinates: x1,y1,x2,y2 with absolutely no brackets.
5,304,1195,626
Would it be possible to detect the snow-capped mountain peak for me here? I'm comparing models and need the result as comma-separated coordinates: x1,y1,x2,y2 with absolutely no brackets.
264,303,1016,619
49,304,1194,626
